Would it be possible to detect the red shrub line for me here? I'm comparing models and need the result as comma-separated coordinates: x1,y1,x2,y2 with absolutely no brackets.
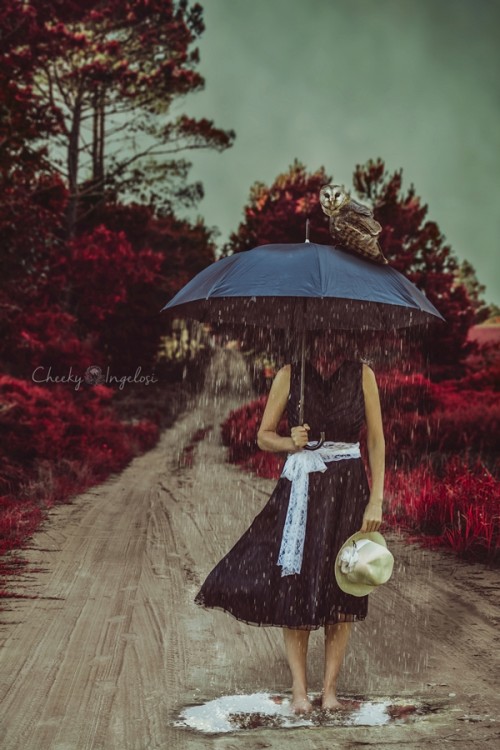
220,382,500,563
221,379,500,469
221,395,288,464
0,496,44,556
385,459,499,563
377,372,499,463
227,448,499,564
0,375,159,561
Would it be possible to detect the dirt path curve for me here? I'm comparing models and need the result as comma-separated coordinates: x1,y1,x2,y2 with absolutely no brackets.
1,361,499,749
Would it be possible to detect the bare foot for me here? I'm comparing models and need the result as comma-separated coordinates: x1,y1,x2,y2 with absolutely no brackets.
321,690,343,711
291,693,313,715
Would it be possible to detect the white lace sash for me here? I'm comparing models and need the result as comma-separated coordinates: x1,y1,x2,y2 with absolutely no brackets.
277,441,361,577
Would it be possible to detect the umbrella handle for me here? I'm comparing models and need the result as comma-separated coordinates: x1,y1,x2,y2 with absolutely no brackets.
304,431,325,451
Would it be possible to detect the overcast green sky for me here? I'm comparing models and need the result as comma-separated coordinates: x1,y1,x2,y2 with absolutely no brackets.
182,0,500,304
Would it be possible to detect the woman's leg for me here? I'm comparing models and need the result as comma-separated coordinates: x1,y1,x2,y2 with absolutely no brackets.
322,618,352,709
282,627,313,714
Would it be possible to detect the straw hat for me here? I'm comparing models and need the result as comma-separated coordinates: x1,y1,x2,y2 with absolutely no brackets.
335,530,394,597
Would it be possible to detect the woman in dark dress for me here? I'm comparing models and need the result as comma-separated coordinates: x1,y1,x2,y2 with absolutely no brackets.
194,335,385,714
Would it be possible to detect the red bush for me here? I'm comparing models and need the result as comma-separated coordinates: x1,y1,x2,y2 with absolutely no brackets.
220,365,500,563
454,363,500,392
221,395,289,464
377,372,499,468
242,451,285,480
385,458,499,563
378,370,438,415
0,495,43,556
0,375,159,558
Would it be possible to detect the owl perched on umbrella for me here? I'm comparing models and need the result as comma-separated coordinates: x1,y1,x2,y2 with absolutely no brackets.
319,184,388,265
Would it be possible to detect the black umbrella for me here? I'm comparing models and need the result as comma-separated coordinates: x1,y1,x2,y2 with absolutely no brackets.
161,241,445,448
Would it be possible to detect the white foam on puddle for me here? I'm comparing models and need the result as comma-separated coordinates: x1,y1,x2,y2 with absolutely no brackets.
176,692,291,734
174,692,400,734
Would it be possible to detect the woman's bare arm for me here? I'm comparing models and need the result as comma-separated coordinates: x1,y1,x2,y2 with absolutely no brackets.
257,365,309,453
360,363,385,532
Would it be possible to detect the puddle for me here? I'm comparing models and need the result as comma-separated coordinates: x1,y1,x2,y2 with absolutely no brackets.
174,692,441,734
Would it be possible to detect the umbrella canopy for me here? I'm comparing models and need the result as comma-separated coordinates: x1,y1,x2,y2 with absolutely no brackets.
161,241,445,449
161,242,444,330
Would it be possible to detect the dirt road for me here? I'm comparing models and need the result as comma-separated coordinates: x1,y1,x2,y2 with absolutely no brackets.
1,359,499,749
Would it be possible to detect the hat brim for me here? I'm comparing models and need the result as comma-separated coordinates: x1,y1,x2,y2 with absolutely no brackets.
335,530,389,597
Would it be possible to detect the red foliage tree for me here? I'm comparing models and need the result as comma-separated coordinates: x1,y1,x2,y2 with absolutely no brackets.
0,2,63,278
0,1,228,377
227,160,487,378
0,1,75,376
4,0,234,234
80,201,218,299
226,160,331,253
353,159,484,377
34,225,167,373
68,202,220,371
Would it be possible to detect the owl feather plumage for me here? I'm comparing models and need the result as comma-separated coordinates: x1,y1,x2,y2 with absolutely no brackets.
319,183,388,265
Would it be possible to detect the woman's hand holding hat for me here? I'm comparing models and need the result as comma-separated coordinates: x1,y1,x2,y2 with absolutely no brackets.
360,491,382,532
360,496,383,533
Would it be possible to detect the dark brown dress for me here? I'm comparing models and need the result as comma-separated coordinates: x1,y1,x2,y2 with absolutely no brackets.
194,359,370,629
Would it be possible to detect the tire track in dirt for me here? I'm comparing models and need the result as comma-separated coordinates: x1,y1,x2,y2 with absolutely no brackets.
0,414,201,750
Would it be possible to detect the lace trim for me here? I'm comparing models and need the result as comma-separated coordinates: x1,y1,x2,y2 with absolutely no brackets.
277,441,361,577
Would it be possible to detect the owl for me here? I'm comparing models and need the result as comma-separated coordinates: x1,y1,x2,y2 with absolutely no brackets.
319,183,388,265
